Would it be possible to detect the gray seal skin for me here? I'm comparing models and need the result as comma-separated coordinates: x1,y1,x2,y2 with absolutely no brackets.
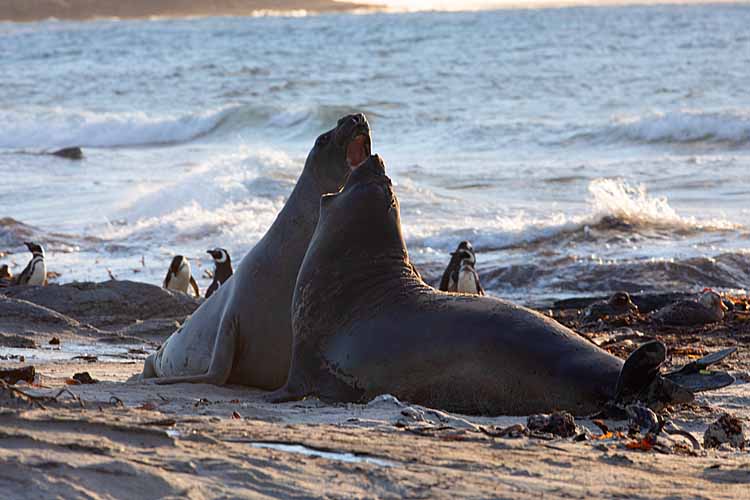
141,113,372,389
274,154,626,416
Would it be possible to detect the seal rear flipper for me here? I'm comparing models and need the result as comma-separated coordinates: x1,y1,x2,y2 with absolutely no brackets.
613,340,667,403
664,370,735,393
611,340,694,411
663,347,737,393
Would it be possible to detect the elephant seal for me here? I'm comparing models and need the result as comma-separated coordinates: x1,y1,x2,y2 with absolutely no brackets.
273,155,690,416
141,114,372,388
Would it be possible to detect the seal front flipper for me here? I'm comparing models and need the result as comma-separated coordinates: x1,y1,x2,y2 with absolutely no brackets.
664,347,737,392
151,317,238,386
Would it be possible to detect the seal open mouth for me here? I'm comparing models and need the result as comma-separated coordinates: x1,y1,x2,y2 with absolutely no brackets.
347,134,370,168
339,114,371,169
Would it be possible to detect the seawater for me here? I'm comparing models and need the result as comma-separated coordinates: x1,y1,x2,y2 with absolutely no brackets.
1,5,749,304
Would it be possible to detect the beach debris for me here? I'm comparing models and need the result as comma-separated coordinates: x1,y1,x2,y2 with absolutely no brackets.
49,337,60,345
626,403,659,435
527,411,577,438
51,146,83,160
479,424,528,439
0,333,37,348
703,414,745,450
0,380,84,409
136,402,159,411
368,394,404,408
72,354,98,363
72,371,98,384
0,365,36,384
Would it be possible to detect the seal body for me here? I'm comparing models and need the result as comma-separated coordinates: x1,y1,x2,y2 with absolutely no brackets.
141,114,371,389
277,155,624,415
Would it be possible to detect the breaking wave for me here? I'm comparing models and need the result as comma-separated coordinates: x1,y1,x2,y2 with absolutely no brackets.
0,103,380,149
606,109,750,145
411,178,741,254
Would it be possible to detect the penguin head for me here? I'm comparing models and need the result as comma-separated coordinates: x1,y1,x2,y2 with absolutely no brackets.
24,242,44,257
699,289,728,314
609,291,637,312
169,255,189,275
207,248,230,265
451,241,476,266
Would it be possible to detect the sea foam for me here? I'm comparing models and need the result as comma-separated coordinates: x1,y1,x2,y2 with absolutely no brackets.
609,110,750,145
0,107,234,149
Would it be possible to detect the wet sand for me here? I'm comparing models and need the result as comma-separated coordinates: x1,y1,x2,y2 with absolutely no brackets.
1,282,749,498
0,0,375,23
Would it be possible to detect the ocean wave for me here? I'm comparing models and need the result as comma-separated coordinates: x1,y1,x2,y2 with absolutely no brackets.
0,107,235,149
606,110,750,145
411,178,741,254
0,103,381,149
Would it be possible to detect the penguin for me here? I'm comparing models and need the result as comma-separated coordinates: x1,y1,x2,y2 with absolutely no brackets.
581,291,639,323
652,289,728,327
455,255,485,295
12,242,47,286
205,248,233,298
439,241,484,295
163,255,200,297
0,264,12,287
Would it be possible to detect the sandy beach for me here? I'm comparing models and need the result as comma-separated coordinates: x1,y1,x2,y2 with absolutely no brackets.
1,281,748,498
0,0,374,22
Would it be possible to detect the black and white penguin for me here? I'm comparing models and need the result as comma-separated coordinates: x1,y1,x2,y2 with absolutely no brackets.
163,255,200,297
13,242,47,286
439,241,484,295
205,248,233,298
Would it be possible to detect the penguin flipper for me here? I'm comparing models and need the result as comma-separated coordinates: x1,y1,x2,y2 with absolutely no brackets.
189,275,200,298
438,254,461,291
163,269,172,289
473,268,485,296
13,260,33,285
150,316,237,386
205,279,218,299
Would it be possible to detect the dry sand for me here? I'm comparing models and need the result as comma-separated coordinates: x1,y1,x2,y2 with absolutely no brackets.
0,0,375,23
1,283,749,498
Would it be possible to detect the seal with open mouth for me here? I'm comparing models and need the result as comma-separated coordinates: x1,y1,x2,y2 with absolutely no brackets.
141,114,371,388
271,154,717,415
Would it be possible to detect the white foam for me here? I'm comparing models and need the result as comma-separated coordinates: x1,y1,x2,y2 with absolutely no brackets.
0,107,235,149
610,109,750,144
409,178,739,253
103,147,299,248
